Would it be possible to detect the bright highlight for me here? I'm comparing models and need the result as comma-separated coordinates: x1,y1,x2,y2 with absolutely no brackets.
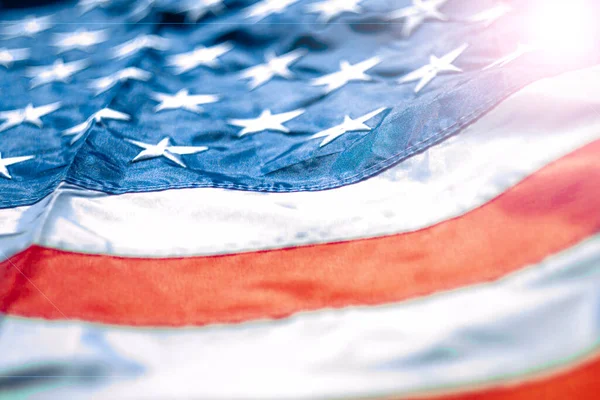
527,0,596,59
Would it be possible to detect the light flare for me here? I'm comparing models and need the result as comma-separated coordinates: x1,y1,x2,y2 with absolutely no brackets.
527,0,596,59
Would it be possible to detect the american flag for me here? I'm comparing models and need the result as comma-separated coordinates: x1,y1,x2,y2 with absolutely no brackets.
1,0,600,398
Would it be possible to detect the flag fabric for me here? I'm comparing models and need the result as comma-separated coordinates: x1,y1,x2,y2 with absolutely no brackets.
1,0,600,398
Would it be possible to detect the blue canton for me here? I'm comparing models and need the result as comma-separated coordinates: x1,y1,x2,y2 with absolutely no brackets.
0,0,598,208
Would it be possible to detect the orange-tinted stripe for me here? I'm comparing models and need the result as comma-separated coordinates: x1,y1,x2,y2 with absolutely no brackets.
1,141,600,326
406,354,600,400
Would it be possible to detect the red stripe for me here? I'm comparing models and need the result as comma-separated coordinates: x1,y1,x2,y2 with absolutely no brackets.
407,354,600,400
1,141,600,326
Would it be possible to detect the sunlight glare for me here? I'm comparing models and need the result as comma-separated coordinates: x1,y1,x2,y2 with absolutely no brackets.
527,0,595,59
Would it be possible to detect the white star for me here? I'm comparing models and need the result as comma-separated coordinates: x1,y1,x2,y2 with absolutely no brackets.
310,107,386,147
245,0,299,21
52,29,109,53
149,89,220,113
306,0,363,23
240,49,306,90
398,43,468,93
0,48,30,68
125,137,208,168
311,56,381,93
0,152,35,180
0,102,61,133
467,2,512,27
166,42,233,74
228,108,305,136
88,67,152,95
79,0,111,15
387,0,449,37
63,108,131,145
483,42,537,70
111,34,170,60
25,58,90,88
1,15,53,39
178,0,225,21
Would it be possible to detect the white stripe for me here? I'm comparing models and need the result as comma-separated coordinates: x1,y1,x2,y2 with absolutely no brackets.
2,234,600,399
0,196,51,259
2,66,600,258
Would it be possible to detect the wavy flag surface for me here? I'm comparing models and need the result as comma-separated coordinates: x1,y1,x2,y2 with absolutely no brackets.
1,0,600,398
